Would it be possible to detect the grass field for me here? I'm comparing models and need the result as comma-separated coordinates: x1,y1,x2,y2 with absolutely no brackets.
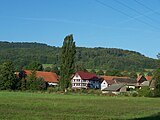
42,64,53,69
0,91,160,120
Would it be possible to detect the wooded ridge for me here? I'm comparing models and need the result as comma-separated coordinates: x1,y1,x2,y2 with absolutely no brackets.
0,41,157,71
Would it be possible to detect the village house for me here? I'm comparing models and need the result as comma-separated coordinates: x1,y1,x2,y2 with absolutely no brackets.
102,83,127,94
113,77,137,89
100,76,129,90
137,75,148,85
71,71,101,89
137,75,152,88
21,70,59,86
100,76,116,90
101,76,138,94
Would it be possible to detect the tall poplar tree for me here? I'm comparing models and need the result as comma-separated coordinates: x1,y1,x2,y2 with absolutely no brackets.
60,34,76,91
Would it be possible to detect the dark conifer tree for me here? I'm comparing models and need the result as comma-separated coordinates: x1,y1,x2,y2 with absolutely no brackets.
60,35,76,91
0,61,16,90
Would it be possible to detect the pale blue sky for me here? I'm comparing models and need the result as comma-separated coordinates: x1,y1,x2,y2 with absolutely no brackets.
0,0,160,58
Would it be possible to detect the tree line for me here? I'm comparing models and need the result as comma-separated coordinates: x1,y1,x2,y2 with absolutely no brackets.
0,41,158,72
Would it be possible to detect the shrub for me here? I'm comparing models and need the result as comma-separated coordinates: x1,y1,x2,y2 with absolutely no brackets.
137,86,150,97
131,91,138,97
47,86,60,93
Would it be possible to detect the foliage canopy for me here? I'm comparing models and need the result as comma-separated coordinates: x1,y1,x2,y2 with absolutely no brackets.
0,41,158,71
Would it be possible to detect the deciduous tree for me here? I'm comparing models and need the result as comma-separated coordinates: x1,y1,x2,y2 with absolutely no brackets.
60,35,76,91
27,61,43,71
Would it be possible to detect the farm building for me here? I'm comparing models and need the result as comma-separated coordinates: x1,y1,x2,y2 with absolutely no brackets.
102,83,127,94
19,70,59,86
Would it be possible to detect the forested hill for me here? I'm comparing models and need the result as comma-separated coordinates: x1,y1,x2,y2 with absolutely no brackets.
0,41,158,71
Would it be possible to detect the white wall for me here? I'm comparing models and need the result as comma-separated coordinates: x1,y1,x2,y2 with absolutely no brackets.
101,80,108,90
48,82,58,86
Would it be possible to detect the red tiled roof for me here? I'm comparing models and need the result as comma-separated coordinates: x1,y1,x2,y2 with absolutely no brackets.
24,70,59,83
145,76,152,81
76,71,97,80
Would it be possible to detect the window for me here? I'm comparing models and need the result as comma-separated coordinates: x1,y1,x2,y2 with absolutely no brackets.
77,79,80,82
82,80,86,82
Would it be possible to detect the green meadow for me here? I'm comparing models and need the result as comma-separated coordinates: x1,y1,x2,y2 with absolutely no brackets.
0,91,160,120
42,64,53,69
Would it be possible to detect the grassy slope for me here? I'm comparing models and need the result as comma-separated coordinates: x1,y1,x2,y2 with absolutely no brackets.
0,92,160,120
42,64,53,69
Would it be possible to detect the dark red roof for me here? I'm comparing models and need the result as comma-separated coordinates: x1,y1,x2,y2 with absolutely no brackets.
76,71,97,80
24,70,59,83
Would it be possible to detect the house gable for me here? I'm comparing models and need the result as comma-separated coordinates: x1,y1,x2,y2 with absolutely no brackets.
101,80,108,90
72,73,82,80
137,75,147,84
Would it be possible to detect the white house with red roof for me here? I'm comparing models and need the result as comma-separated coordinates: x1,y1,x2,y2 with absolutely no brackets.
71,71,100,89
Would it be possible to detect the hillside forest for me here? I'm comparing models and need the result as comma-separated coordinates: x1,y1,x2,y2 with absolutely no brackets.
0,42,158,72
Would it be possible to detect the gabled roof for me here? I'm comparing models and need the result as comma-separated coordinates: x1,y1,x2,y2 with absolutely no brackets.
103,84,126,91
24,70,59,83
76,71,97,80
113,78,137,84
105,80,115,85
137,75,147,83
101,76,128,81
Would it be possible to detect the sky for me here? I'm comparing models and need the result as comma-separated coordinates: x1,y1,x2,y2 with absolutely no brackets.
0,0,160,59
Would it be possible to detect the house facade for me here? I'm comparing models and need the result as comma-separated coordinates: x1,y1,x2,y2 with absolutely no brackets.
101,80,109,90
71,71,100,89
